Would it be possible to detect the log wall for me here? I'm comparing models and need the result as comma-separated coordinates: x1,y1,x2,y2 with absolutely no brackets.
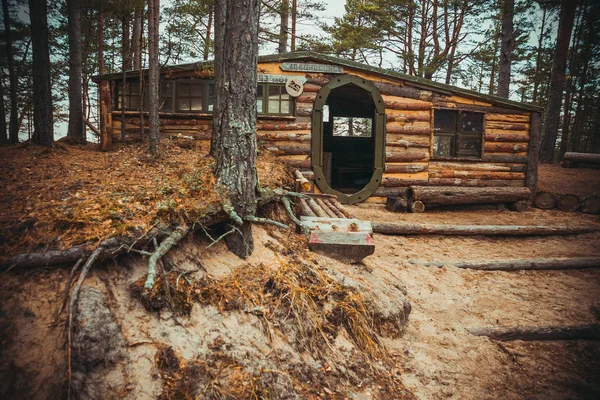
105,62,536,204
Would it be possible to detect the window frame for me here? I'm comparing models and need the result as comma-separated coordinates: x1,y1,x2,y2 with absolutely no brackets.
432,108,485,160
257,83,293,116
173,79,213,113
115,80,143,111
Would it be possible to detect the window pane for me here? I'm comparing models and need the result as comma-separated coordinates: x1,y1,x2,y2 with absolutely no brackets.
190,97,203,111
129,84,140,95
268,85,280,98
191,83,203,97
256,85,263,113
457,135,481,157
130,95,140,109
178,83,190,97
268,100,280,114
434,110,456,132
433,135,454,157
460,112,483,133
280,99,290,114
178,98,190,111
208,84,214,112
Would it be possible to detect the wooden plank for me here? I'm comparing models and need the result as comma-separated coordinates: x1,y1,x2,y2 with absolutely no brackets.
484,142,529,153
429,170,525,180
408,186,531,205
386,122,431,136
428,178,525,187
484,133,530,142
486,113,530,123
371,222,599,236
385,163,429,173
300,217,373,233
429,161,525,172
386,150,430,162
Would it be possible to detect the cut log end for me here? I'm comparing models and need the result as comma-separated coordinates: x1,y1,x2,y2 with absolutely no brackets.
581,196,600,215
557,194,581,212
534,192,556,210
408,200,425,213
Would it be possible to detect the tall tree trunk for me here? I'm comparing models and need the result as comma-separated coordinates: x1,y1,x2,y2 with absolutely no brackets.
488,4,502,95
290,0,296,51
211,0,260,259
98,12,104,74
122,16,131,71
0,76,7,144
540,0,577,162
278,0,289,53
132,7,143,70
497,0,514,98
29,0,53,147
204,5,213,60
532,6,547,104
67,0,85,143
137,6,145,140
3,0,18,143
148,0,160,155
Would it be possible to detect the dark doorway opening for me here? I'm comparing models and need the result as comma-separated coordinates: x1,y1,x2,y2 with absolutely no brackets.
322,83,375,193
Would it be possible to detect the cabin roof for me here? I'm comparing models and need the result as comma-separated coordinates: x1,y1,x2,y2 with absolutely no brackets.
92,51,543,112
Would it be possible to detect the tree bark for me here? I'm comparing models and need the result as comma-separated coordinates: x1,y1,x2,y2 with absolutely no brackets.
540,0,577,162
525,112,542,197
148,0,160,155
132,6,143,71
0,73,7,144
2,0,18,143
98,12,104,75
67,0,85,144
496,0,514,98
371,222,598,236
278,0,289,53
290,0,296,51
211,0,260,258
29,0,53,147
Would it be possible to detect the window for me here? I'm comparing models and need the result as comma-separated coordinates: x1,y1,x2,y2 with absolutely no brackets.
116,82,142,110
332,117,372,137
177,81,205,111
433,110,483,158
256,83,292,115
159,81,173,111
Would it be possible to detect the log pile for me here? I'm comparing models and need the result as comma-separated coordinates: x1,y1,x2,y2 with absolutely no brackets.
533,192,600,214
297,194,353,220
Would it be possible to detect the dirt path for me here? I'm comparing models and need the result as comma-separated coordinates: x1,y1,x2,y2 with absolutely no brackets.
352,204,600,399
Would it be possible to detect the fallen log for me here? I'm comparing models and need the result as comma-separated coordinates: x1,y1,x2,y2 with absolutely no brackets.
534,192,556,209
294,169,311,192
307,198,328,218
299,198,317,217
371,222,599,236
315,198,338,218
468,325,600,341
385,197,408,213
557,194,581,212
581,196,600,215
408,200,425,213
563,152,600,165
408,186,531,206
322,199,346,218
413,256,600,270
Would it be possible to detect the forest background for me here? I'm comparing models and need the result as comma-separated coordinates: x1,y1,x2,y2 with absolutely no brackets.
0,0,598,162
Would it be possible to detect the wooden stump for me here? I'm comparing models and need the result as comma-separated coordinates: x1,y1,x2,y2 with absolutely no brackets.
581,196,600,215
533,192,556,209
408,200,425,213
557,194,581,212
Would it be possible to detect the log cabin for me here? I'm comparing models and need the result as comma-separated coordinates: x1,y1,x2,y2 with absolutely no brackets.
92,51,543,204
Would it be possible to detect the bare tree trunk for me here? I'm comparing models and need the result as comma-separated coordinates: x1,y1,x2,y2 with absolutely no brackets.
29,0,53,147
132,7,142,70
532,6,547,104
98,12,104,74
67,0,85,143
204,5,213,60
0,76,7,143
488,3,502,95
540,0,577,162
278,0,289,53
148,0,160,155
497,0,514,98
290,0,296,51
138,7,145,140
211,0,260,258
2,0,18,143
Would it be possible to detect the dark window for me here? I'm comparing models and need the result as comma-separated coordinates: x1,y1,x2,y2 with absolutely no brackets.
433,110,483,158
116,81,142,110
177,81,204,111
257,83,292,115
159,81,173,111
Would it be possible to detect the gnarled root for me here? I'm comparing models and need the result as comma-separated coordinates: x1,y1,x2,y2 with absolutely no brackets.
144,225,190,291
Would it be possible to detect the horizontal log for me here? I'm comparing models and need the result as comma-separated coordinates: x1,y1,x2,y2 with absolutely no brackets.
484,142,529,153
385,164,428,173
485,123,530,131
296,93,317,103
386,113,430,123
302,83,323,93
263,145,310,155
296,107,312,117
534,192,556,210
429,170,526,180
484,112,530,121
563,152,600,165
408,186,531,205
257,122,310,131
384,100,432,111
386,124,431,136
468,324,600,341
386,151,429,162
373,82,433,101
371,222,599,236
482,155,529,163
257,132,311,142
382,178,429,187
386,196,408,213
374,186,427,197
429,161,526,172
557,194,581,212
282,158,311,169
386,139,430,150
428,178,525,187
484,133,530,142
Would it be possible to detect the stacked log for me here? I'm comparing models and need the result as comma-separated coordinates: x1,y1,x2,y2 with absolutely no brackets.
563,152,600,166
532,192,598,214
581,196,600,214
408,186,531,206
298,194,353,219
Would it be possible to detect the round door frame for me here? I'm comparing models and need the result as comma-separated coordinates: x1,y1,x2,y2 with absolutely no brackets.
311,74,386,204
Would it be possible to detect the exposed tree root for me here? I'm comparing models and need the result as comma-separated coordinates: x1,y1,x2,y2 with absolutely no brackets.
282,197,310,235
144,226,190,291
244,215,290,230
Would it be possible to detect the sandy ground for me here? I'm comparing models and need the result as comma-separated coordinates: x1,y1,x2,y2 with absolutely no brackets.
351,204,600,399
